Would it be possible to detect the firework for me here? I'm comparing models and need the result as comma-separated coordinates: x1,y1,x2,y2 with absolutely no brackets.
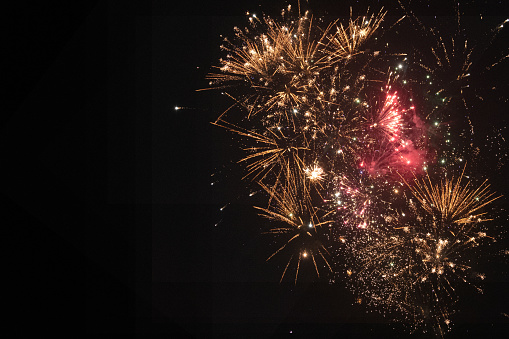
403,167,500,225
205,10,335,124
212,119,309,183
325,172,390,230
204,1,507,336
321,8,386,62
346,169,500,335
255,177,334,284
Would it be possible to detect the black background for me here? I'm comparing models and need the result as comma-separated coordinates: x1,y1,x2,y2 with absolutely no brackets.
4,0,508,338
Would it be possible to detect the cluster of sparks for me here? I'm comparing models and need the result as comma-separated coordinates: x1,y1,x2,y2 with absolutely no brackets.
346,170,500,335
203,2,507,336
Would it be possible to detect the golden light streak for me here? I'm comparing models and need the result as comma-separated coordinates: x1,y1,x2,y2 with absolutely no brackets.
256,179,334,284
321,9,386,62
403,167,501,225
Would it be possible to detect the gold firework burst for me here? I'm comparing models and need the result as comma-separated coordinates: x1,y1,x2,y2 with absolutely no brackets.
255,180,334,283
321,9,386,62
403,167,500,225
212,120,309,184
204,11,334,121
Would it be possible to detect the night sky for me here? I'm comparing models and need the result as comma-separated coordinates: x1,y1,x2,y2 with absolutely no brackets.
5,1,508,338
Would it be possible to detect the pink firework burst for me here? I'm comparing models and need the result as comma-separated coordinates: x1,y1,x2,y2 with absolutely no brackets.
328,175,376,229
359,139,427,178
370,92,403,142
357,90,428,178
